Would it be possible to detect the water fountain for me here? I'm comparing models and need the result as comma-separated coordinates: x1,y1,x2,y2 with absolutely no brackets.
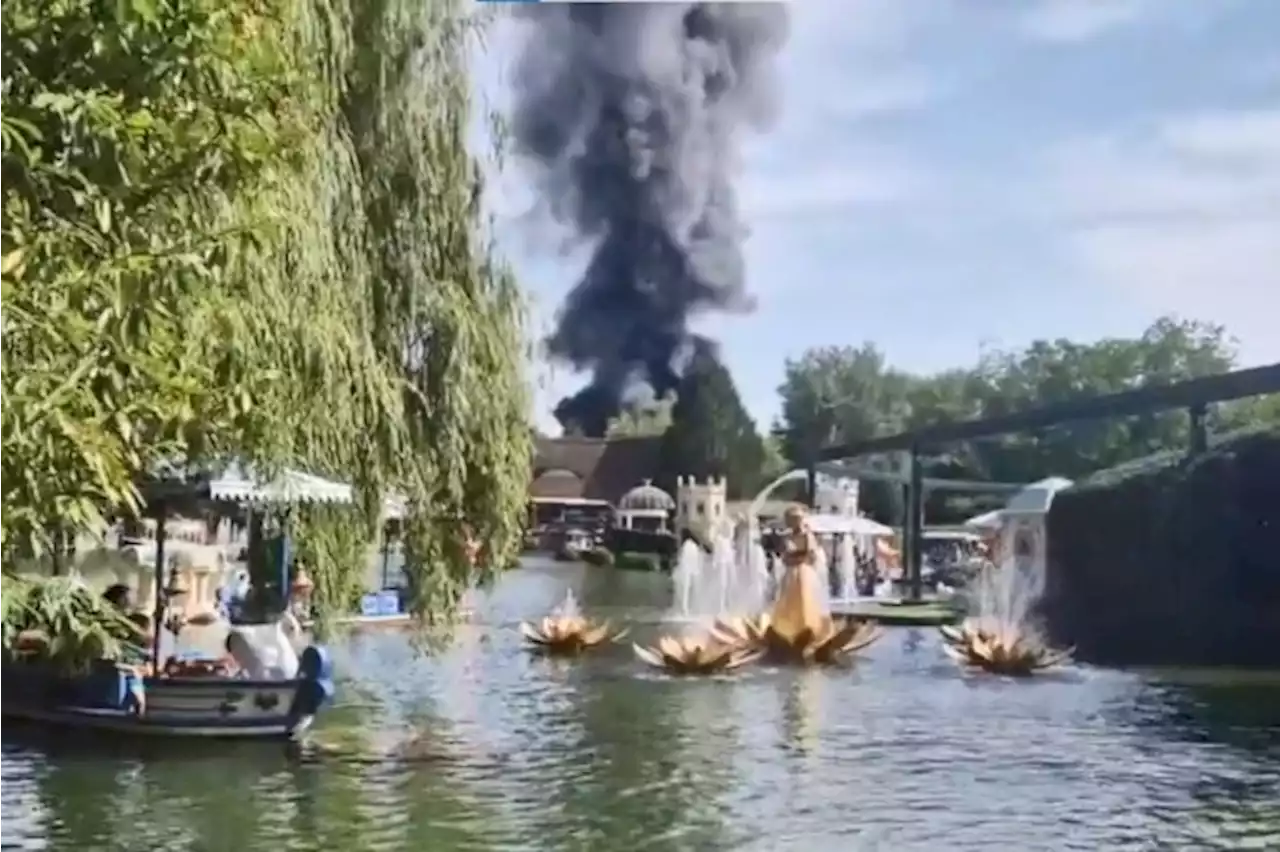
670,519,770,621
668,468,868,620
969,521,1047,633
520,589,626,654
940,514,1072,675
644,500,884,673
834,529,857,601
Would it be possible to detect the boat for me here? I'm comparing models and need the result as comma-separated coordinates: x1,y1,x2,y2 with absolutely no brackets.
552,527,599,561
1,644,335,740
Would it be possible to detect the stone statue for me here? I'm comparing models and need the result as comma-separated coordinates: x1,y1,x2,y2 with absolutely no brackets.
770,504,824,641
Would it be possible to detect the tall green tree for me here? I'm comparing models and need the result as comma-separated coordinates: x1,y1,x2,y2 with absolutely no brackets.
1,0,531,614
2,0,295,557
657,349,765,500
774,316,1252,523
776,344,913,465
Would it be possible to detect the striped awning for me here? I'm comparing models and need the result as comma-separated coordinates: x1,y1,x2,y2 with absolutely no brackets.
206,463,353,505
146,459,354,506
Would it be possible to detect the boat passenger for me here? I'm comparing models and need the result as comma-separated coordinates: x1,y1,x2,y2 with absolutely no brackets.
102,583,152,635
102,582,133,611
224,610,302,680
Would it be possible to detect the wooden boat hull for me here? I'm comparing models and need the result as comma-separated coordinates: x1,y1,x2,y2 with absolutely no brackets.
1,646,335,741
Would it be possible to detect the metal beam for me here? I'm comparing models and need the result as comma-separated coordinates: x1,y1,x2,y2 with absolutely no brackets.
819,363,1280,461
818,465,1028,492
819,460,1029,488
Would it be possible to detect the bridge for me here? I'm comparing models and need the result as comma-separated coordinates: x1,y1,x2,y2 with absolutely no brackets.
811,363,1280,599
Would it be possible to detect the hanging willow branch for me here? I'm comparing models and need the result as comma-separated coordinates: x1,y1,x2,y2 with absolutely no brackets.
2,0,532,618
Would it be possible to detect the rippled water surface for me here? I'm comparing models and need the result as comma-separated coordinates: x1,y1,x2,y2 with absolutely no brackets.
4,559,1280,851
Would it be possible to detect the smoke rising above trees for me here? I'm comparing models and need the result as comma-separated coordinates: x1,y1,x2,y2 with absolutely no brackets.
509,2,790,436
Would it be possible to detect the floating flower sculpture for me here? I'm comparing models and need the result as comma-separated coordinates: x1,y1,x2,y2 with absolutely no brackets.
711,613,883,665
633,634,762,675
938,619,1072,676
519,615,625,655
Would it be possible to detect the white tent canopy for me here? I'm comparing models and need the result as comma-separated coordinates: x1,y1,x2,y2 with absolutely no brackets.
962,509,1004,530
1002,476,1074,515
807,514,894,537
148,459,354,506
205,463,353,505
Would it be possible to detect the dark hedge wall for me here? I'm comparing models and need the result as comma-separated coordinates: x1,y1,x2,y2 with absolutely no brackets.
1044,428,1280,667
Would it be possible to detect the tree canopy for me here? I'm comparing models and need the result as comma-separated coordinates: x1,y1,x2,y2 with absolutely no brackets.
656,348,765,500
1,0,531,615
775,317,1277,523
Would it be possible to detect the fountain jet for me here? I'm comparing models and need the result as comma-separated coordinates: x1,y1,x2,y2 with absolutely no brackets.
670,519,770,621
939,522,1072,675
519,590,628,655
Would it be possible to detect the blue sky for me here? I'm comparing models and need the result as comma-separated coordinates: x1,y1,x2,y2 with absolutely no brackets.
473,0,1279,435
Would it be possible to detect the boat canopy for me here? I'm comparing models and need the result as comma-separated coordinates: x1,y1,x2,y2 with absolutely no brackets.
144,460,354,507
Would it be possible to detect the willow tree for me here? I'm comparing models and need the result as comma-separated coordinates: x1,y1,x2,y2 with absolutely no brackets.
257,0,533,612
1,0,297,556
3,0,532,616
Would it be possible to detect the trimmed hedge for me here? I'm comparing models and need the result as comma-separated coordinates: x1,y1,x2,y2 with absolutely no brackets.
580,547,615,567
1045,428,1280,666
615,552,664,573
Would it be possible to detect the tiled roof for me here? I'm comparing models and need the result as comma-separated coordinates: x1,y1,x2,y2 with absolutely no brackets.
533,435,663,504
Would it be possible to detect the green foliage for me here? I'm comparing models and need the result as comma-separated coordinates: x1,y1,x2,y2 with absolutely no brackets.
657,348,765,499
1,0,292,556
759,433,790,487
2,0,532,618
580,547,614,567
1046,428,1280,666
776,317,1257,522
1,574,147,674
614,552,662,573
290,505,371,616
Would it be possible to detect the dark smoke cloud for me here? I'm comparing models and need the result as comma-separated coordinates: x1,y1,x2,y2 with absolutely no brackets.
510,3,790,436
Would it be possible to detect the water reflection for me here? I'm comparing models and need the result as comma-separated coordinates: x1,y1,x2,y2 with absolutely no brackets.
3,559,1279,851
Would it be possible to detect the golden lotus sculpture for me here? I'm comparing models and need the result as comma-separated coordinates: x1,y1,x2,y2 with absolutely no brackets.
634,634,762,675
519,615,625,654
711,613,883,665
938,619,1072,676
520,591,626,655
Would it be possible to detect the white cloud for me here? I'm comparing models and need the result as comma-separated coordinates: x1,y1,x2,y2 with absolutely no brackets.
1017,0,1151,44
1158,109,1280,161
743,160,923,221
735,0,941,255
1045,108,1280,364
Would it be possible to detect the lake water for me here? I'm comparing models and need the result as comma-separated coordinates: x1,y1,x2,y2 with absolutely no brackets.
3,557,1279,851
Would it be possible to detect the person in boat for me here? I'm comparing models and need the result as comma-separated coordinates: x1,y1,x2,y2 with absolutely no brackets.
224,610,302,680
770,504,824,640
218,582,303,680
103,583,153,636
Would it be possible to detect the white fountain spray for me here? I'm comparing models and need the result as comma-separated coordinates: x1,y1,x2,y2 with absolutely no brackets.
965,519,1047,640
671,517,770,621
552,588,582,620
669,466,859,621
834,533,857,601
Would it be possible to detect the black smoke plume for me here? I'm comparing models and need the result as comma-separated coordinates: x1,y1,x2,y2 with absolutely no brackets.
510,3,790,436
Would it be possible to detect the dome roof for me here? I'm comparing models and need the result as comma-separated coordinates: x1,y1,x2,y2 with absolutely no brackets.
618,480,675,511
